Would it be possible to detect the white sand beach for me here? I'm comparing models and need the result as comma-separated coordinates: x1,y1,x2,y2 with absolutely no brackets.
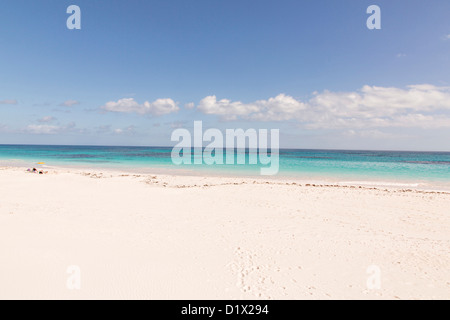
0,166,449,300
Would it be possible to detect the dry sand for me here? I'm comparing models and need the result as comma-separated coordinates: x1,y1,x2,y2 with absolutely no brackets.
0,167,449,300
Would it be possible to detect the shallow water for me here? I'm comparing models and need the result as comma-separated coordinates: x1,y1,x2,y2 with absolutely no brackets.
1,145,449,186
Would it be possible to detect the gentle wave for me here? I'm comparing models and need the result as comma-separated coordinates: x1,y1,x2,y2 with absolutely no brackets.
402,161,450,165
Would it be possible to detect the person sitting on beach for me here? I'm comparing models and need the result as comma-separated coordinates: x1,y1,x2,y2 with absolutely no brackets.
27,168,47,174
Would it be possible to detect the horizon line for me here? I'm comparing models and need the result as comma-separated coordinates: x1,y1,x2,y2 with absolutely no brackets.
0,143,449,154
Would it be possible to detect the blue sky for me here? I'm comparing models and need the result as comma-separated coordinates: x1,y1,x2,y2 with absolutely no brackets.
0,0,449,150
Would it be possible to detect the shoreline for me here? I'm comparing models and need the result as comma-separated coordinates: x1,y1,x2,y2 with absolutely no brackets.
2,164,450,193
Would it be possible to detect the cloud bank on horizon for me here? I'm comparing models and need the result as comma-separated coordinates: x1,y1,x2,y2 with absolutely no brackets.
98,84,450,130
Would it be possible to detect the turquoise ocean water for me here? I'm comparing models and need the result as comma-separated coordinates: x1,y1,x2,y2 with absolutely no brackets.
1,145,450,186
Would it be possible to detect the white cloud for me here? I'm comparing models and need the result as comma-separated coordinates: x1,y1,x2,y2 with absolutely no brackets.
26,125,61,134
446,34,450,40
195,85,450,129
185,102,195,109
101,98,179,116
0,99,18,105
396,53,406,58
59,100,80,107
95,125,137,135
198,94,306,121
26,122,76,135
113,125,136,135
38,116,56,123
